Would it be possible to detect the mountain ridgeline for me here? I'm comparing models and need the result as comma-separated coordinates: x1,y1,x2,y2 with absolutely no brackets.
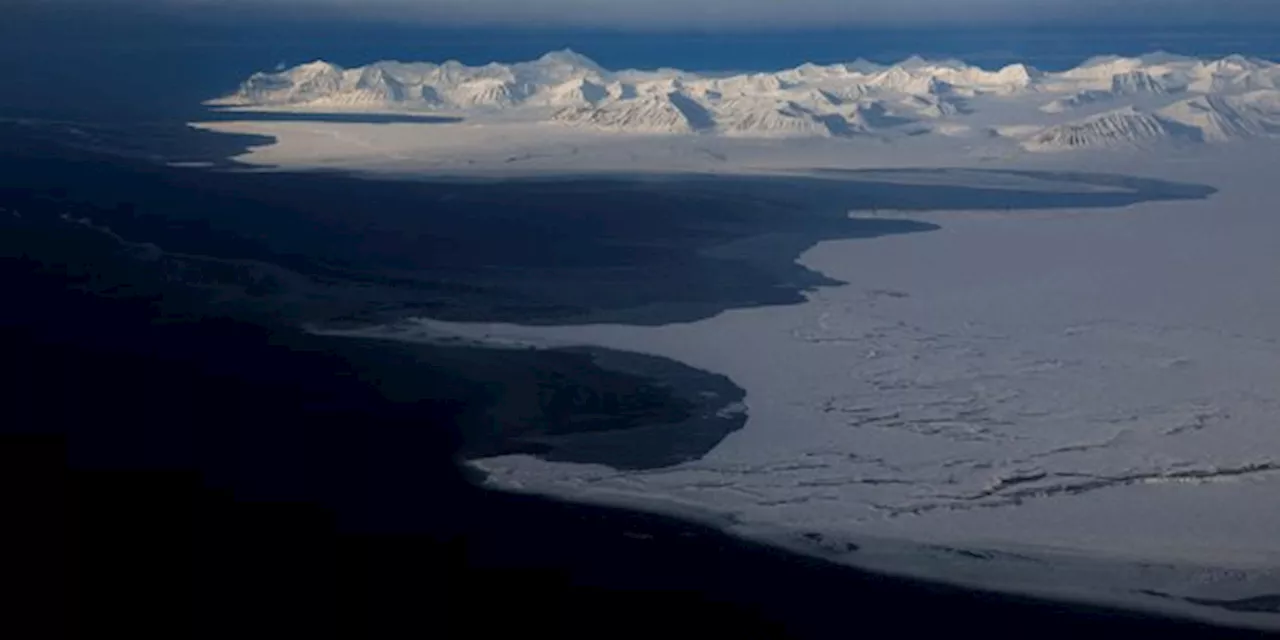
213,50,1280,151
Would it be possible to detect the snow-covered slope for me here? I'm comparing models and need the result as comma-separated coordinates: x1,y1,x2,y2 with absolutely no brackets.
1157,91,1280,141
1039,90,1116,114
1023,108,1191,151
553,92,705,133
1110,70,1170,95
214,50,1280,149
1025,89,1280,151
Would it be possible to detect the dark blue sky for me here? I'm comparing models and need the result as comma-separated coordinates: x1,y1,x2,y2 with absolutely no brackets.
7,0,1280,29
3,0,1278,122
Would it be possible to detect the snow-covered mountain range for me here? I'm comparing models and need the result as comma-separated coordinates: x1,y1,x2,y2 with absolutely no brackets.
213,50,1280,152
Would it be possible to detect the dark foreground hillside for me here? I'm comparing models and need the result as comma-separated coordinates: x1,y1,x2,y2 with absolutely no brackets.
2,244,1271,640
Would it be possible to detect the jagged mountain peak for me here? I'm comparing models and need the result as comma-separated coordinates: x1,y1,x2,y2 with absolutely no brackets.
1111,70,1169,94
213,50,1280,146
536,49,603,70
293,60,342,74
843,58,885,74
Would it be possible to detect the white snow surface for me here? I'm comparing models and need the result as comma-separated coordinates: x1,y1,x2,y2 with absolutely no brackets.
199,52,1280,629
210,50,1280,151
305,146,1280,628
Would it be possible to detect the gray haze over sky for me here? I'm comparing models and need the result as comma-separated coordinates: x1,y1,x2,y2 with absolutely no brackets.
11,0,1280,29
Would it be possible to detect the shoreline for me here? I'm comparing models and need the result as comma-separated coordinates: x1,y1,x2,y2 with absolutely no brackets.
8,120,1278,631
326,315,1280,632
308,325,749,471
466,464,1280,632
290,155,1279,629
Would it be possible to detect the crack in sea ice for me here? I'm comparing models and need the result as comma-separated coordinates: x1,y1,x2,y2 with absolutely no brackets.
881,460,1280,517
